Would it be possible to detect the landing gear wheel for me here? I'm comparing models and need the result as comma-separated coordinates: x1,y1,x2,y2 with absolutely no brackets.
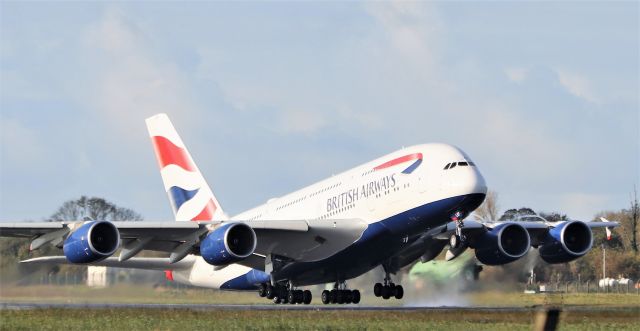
352,290,361,304
273,296,281,304
265,285,275,299
450,234,460,249
394,285,404,299
331,289,338,304
321,290,331,304
374,283,383,297
297,290,304,304
287,291,296,304
381,286,391,300
303,290,312,305
258,284,267,297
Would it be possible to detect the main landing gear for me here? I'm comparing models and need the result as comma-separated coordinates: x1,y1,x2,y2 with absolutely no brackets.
321,281,361,305
258,282,312,305
374,273,403,300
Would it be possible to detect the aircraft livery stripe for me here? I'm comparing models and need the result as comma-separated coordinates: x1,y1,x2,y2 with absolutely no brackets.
168,186,199,211
151,136,195,172
373,153,423,171
191,199,217,221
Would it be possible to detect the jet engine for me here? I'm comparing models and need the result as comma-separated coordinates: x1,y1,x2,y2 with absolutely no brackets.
474,223,530,265
539,221,592,264
63,221,120,264
200,223,257,266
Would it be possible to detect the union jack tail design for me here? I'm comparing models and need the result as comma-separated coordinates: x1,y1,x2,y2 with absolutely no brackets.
145,113,227,221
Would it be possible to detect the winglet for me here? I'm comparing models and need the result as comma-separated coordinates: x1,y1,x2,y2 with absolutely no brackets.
600,217,613,240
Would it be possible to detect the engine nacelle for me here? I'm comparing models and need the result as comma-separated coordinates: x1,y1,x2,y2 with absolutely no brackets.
474,222,530,265
200,223,257,266
539,221,592,264
63,221,120,264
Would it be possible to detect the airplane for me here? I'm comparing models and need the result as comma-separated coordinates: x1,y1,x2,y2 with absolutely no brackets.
0,113,618,305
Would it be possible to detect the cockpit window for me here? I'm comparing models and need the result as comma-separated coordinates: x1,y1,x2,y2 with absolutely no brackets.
449,162,457,169
444,163,451,170
458,162,468,166
469,162,476,166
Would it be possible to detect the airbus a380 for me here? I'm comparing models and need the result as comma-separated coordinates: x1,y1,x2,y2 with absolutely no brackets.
0,114,617,305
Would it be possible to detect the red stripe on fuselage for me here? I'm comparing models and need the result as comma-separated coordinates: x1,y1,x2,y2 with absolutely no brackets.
191,199,217,221
151,136,195,172
373,153,423,171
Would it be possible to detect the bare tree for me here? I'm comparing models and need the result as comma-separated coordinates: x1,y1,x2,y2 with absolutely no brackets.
630,187,639,254
49,196,143,222
475,190,499,222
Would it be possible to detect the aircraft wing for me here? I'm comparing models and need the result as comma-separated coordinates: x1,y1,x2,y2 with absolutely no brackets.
0,219,367,269
20,256,196,271
384,218,619,271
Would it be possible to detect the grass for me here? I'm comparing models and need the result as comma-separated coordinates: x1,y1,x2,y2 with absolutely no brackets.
1,307,639,330
1,284,639,307
1,285,638,330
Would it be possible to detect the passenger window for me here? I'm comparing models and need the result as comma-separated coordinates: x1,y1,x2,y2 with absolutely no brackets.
450,162,457,169
444,163,450,170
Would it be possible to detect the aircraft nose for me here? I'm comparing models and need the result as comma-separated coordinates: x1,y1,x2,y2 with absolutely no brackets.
448,166,488,196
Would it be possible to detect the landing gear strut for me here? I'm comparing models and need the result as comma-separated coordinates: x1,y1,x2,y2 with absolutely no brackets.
258,282,312,305
321,281,361,305
450,211,467,249
374,272,403,300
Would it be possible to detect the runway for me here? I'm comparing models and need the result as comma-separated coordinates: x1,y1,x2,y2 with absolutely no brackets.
2,302,636,312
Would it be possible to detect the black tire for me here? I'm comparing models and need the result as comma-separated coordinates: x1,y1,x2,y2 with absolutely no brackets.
394,285,404,299
343,290,351,304
331,289,338,304
287,291,296,304
295,290,304,304
321,290,331,304
336,290,344,304
258,284,267,297
381,286,390,299
374,283,383,297
352,290,361,304
273,297,280,304
265,285,275,299
303,290,312,305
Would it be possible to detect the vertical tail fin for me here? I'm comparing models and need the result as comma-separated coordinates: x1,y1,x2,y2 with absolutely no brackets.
145,113,227,221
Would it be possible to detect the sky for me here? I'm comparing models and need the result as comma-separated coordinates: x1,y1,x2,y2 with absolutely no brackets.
0,1,638,222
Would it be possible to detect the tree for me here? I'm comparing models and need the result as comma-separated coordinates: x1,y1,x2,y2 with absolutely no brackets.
474,190,499,222
629,187,639,254
49,196,142,222
498,207,537,222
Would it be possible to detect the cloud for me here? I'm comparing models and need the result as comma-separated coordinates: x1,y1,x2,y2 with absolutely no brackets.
555,68,601,104
81,7,201,135
504,67,529,83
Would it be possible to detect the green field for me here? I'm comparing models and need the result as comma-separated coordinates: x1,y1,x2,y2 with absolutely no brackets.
1,285,639,330
1,284,639,307
1,307,639,331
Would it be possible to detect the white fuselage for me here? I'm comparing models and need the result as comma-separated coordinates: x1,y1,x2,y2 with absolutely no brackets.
172,143,487,289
